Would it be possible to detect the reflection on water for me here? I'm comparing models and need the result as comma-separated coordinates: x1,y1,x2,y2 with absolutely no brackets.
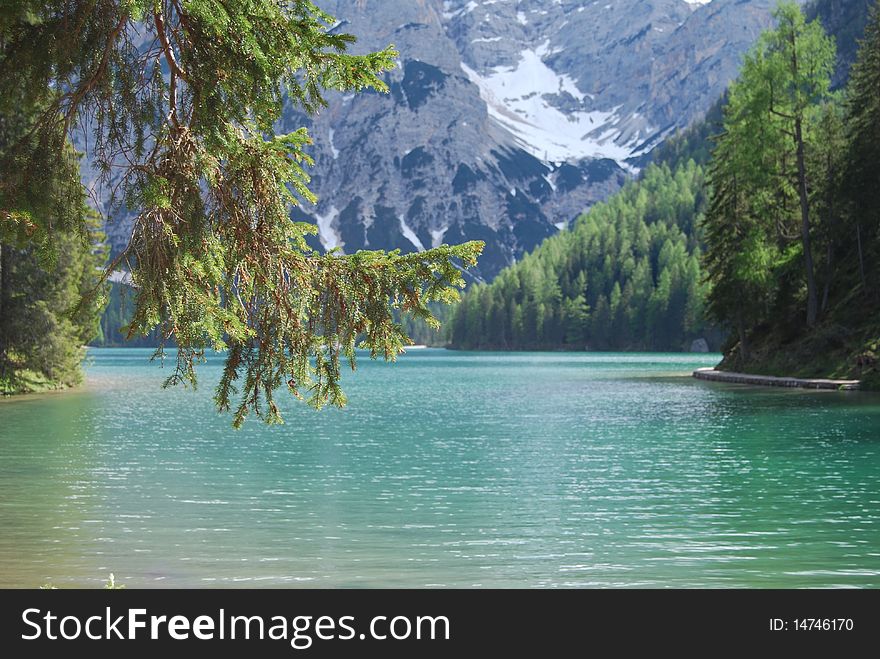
0,349,878,588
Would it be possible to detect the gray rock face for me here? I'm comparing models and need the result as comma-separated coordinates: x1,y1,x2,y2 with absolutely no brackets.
690,338,710,353
103,0,774,280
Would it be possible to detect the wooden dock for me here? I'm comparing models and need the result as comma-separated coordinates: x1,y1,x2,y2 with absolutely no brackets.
692,367,860,391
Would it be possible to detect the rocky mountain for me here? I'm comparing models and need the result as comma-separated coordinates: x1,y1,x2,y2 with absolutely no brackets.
103,0,776,280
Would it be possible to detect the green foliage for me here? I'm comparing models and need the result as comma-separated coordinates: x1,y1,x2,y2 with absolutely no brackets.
0,64,109,392
705,0,880,382
0,203,107,394
704,1,836,342
649,96,725,171
93,281,165,347
399,302,454,347
806,0,872,86
842,0,880,257
0,1,482,423
450,162,711,351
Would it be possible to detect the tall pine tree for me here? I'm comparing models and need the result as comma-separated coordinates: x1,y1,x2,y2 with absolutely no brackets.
703,1,835,360
843,0,880,293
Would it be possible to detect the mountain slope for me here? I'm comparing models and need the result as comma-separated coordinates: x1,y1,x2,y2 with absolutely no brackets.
98,0,775,281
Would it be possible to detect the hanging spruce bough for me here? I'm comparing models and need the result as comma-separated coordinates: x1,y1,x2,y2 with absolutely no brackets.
0,1,483,426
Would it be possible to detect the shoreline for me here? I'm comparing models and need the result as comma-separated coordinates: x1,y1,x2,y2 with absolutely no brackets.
693,367,860,391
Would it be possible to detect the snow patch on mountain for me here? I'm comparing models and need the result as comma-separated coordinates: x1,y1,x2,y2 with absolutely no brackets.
328,128,340,159
430,226,450,248
314,206,342,251
460,44,646,163
442,0,479,19
399,216,426,252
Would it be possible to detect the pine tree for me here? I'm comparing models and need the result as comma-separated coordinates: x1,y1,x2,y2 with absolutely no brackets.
745,3,836,326
0,62,108,392
703,1,836,355
703,122,776,361
843,0,880,291
765,3,836,326
0,2,482,425
810,99,846,310
0,208,107,393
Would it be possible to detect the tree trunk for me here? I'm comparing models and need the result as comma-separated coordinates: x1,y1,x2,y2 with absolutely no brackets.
737,315,749,363
822,155,834,313
821,240,832,312
856,221,867,290
794,117,818,326
0,244,11,378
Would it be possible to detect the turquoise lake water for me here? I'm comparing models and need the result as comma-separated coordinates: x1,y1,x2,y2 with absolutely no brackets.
1,348,879,588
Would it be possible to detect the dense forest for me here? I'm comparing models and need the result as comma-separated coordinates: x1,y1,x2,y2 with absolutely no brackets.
94,282,165,348
705,1,880,385
449,162,712,351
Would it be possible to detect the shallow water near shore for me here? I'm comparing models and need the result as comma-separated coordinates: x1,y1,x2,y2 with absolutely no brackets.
1,348,879,588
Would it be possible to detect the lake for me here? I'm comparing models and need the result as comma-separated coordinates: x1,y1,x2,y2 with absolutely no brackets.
1,348,878,588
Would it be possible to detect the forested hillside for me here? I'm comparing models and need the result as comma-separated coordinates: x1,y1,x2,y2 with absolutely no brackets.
706,1,880,386
449,162,712,351
0,66,107,393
